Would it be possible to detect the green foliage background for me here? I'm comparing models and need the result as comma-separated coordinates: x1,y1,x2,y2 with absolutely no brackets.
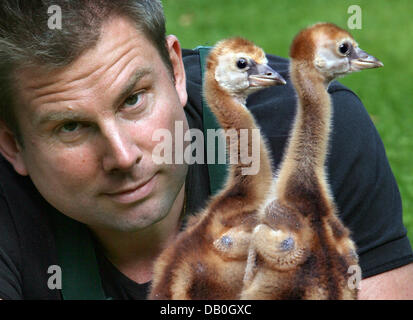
163,0,413,246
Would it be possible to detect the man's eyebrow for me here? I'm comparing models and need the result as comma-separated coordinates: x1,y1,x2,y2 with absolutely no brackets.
34,68,153,127
115,67,153,105
35,110,88,126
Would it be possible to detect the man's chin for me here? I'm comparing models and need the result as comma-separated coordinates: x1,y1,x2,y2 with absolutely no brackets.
93,198,170,232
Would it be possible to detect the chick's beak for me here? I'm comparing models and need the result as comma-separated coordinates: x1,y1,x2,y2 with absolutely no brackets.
350,47,384,71
248,63,286,87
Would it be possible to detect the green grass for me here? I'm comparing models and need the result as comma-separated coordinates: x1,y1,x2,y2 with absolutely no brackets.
163,0,413,246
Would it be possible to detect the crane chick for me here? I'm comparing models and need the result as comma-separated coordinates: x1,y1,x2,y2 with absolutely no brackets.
241,23,383,300
149,38,286,299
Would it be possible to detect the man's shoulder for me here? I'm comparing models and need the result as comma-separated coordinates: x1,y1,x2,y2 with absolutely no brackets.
0,156,60,299
0,156,50,218
0,155,57,248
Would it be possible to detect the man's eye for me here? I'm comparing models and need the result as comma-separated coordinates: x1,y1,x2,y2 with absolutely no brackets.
60,122,80,133
56,121,91,142
124,91,144,108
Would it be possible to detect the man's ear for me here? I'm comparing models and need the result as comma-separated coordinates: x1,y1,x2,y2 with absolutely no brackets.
0,122,28,176
166,35,188,108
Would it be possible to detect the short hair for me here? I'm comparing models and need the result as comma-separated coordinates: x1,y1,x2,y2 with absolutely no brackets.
0,0,173,144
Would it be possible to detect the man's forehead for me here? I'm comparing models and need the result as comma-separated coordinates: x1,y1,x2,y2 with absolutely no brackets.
17,16,153,87
13,16,158,113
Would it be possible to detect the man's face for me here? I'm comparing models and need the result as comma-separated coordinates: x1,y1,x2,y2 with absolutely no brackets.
10,16,189,231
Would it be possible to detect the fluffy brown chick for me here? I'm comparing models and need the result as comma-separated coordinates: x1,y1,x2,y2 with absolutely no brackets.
148,37,285,299
241,23,383,300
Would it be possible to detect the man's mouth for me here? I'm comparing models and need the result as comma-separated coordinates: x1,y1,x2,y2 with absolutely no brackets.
104,174,157,204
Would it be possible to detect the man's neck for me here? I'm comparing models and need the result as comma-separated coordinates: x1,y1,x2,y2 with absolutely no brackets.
90,184,186,284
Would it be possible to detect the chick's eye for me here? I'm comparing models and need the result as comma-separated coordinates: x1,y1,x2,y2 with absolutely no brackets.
237,58,248,69
338,42,351,55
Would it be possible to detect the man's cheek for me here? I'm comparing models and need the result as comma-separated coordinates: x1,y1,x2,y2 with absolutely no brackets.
46,155,98,191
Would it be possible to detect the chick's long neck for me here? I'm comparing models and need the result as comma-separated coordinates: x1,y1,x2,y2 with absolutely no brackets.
205,80,251,132
277,61,332,196
204,75,273,207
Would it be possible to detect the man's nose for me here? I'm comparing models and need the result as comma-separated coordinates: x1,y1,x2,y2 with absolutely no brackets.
101,124,143,172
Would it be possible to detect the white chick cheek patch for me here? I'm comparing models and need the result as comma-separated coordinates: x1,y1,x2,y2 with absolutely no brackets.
215,55,249,92
315,47,349,75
